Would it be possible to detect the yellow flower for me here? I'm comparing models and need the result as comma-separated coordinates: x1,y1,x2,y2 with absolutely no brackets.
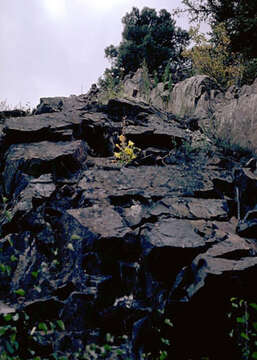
125,147,133,156
119,135,126,143
128,140,134,147
114,152,121,159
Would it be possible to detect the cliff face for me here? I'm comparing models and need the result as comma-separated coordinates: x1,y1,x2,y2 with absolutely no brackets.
0,83,257,359
124,71,257,154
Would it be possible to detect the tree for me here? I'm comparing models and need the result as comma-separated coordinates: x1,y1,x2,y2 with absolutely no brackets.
183,23,244,89
182,0,257,59
104,7,190,80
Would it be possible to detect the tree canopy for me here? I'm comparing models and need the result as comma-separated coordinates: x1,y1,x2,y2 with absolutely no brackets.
182,0,257,59
104,7,190,80
183,23,244,89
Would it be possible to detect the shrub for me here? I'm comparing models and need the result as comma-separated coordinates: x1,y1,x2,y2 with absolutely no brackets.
183,23,245,89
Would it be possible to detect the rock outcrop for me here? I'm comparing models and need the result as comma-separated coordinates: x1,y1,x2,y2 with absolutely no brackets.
124,71,257,153
0,87,256,359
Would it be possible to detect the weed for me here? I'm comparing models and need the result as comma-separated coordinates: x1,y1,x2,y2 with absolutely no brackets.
228,297,257,359
114,135,140,165
114,117,141,165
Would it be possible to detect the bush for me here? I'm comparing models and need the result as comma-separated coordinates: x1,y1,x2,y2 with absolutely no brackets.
183,23,244,89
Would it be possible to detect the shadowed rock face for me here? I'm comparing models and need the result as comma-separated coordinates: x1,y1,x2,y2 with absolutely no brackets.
0,89,256,359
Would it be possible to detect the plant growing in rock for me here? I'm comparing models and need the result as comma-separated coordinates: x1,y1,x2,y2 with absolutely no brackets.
1,196,13,223
228,297,257,360
114,135,140,165
114,116,141,165
0,310,66,360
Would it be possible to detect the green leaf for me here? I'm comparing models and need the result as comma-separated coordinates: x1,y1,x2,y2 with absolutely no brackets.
71,234,81,240
6,341,15,354
164,318,173,327
240,332,250,340
161,337,170,346
106,332,114,343
115,349,124,355
5,265,11,276
253,322,257,331
239,299,244,307
3,314,12,322
5,211,12,222
160,350,168,360
0,326,7,335
31,271,38,278
14,289,25,296
236,316,246,324
38,322,48,334
56,320,65,331
103,344,112,353
250,303,257,311
252,352,257,359
10,333,16,344
10,255,17,262
49,321,56,331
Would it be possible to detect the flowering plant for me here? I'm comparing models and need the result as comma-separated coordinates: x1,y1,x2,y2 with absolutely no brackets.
114,135,140,164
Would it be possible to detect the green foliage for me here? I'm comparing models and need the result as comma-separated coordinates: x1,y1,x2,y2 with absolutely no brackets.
183,23,244,89
14,289,25,297
104,7,189,81
181,0,257,84
0,309,174,359
1,196,13,224
182,0,257,60
229,298,257,360
0,311,67,360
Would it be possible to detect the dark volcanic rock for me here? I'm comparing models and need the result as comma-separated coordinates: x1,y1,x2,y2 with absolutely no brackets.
237,207,257,239
0,92,256,360
3,112,81,143
0,109,28,120
3,140,88,197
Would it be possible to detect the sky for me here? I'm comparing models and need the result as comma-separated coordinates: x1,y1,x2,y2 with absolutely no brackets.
0,0,201,109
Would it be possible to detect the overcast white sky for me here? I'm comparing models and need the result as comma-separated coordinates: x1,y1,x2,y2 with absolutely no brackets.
1,0,197,109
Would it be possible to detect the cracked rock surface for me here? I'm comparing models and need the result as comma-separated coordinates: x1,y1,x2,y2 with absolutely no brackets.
0,92,256,359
